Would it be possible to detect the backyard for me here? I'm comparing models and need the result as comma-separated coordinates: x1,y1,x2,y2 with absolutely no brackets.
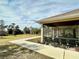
0,44,52,59
0,34,37,44
0,34,52,59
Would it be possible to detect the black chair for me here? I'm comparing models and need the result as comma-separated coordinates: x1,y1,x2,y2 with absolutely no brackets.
68,40,76,47
76,40,79,47
61,39,67,45
43,36,52,45
54,38,60,44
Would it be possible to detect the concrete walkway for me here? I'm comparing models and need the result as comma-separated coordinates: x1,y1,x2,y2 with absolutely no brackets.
9,36,79,59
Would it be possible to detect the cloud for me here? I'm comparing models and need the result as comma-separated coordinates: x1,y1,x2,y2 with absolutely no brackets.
0,0,79,29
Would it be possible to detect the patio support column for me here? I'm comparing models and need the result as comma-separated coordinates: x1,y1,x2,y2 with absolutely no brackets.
52,27,54,39
56,28,59,38
41,24,44,43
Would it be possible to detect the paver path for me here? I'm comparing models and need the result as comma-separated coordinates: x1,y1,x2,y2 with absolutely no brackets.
9,36,79,59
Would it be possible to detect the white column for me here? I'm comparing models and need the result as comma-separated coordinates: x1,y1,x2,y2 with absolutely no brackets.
56,28,59,38
52,27,54,39
41,24,44,43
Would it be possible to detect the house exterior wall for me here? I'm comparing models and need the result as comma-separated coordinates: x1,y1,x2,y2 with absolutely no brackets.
42,25,79,42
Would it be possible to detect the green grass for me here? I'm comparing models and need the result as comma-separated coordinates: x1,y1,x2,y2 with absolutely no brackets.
0,34,38,44
28,37,41,43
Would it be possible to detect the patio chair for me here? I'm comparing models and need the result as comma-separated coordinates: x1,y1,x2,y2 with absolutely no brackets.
68,40,76,47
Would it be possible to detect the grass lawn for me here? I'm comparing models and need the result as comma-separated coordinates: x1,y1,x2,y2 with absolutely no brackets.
0,34,38,44
0,44,51,59
0,34,49,59
28,37,41,43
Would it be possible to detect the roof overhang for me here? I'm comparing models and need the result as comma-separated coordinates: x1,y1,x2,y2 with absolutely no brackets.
37,9,79,26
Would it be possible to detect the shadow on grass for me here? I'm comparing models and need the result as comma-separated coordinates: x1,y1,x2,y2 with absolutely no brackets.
0,44,54,59
0,44,29,57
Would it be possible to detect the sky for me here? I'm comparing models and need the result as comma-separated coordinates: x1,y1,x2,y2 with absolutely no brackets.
0,0,79,29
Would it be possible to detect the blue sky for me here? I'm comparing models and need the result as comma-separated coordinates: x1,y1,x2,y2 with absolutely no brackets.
0,0,79,29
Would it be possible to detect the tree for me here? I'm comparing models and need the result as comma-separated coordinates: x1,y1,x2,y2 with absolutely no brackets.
7,23,15,35
15,25,23,35
23,27,30,34
7,25,12,34
0,20,7,38
11,23,16,35
7,23,23,35
15,25,19,29
30,27,40,34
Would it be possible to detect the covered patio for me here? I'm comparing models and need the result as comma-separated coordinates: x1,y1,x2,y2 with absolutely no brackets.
38,9,79,48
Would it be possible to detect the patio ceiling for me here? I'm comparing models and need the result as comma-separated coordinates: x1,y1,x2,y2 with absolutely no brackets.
37,9,79,26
